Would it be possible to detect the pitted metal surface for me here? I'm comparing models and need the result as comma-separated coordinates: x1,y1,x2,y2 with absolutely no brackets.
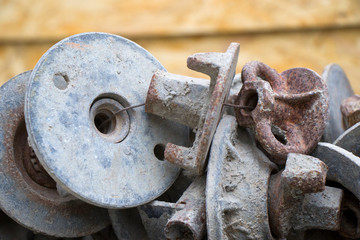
0,71,110,237
145,43,239,174
206,115,276,240
313,143,360,201
109,208,148,240
235,61,328,164
322,64,354,143
268,153,343,239
334,121,360,157
341,95,360,129
25,33,189,208
165,176,206,240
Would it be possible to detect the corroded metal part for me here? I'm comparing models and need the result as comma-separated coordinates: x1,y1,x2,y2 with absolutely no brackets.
206,115,276,240
339,193,360,239
312,142,360,239
25,33,189,208
138,201,180,240
146,43,240,174
334,122,360,156
312,143,360,200
0,72,110,237
341,95,360,129
137,171,194,240
0,210,32,240
109,208,149,240
268,153,342,239
165,176,206,240
235,61,328,164
322,64,354,143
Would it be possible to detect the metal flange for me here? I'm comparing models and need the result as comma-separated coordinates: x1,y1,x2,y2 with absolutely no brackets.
0,71,109,237
145,43,239,174
25,33,189,208
206,115,276,239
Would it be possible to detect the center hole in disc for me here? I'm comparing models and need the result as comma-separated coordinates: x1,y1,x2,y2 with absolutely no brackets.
90,97,131,143
94,110,116,134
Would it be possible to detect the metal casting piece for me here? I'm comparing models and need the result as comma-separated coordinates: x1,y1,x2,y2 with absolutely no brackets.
339,193,360,239
322,64,354,143
138,201,180,240
109,208,149,240
0,72,110,237
25,33,189,208
341,95,360,129
137,175,205,240
145,43,240,174
312,143,360,201
137,171,195,240
334,122,360,157
165,176,206,240
235,61,329,164
312,142,360,239
206,115,276,240
0,211,32,240
268,153,343,239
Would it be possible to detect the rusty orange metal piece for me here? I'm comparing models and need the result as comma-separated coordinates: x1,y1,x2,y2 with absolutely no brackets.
235,61,329,164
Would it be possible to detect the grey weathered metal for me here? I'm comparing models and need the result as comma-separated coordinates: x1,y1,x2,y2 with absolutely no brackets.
322,64,354,143
108,208,148,240
0,71,109,237
206,115,276,239
313,143,360,201
334,121,360,156
145,43,239,175
25,32,189,208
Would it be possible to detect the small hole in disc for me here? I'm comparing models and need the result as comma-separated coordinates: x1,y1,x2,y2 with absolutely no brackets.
53,74,69,90
154,144,166,161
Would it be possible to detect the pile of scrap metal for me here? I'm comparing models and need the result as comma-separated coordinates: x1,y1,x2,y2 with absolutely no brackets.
0,32,359,240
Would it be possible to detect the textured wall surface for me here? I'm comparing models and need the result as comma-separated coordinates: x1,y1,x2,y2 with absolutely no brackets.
0,0,359,92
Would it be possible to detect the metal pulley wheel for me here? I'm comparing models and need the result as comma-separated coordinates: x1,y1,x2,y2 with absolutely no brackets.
0,71,110,237
25,33,189,208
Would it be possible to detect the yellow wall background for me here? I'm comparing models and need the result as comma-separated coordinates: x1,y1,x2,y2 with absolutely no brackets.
0,0,359,93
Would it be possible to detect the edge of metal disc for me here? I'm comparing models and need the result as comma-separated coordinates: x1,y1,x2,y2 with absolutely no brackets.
0,71,110,237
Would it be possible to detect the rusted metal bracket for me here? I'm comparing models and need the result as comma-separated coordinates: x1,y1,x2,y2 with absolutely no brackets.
235,61,329,164
268,153,343,239
341,95,360,129
138,176,206,240
145,43,240,175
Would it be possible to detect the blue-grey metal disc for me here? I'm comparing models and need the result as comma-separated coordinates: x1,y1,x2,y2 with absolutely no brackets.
25,33,188,208
0,71,109,237
322,64,354,143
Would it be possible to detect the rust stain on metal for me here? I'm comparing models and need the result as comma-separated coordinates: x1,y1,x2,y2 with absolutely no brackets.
268,153,343,239
341,95,360,129
235,61,329,164
65,42,90,50
145,43,240,175
165,177,206,240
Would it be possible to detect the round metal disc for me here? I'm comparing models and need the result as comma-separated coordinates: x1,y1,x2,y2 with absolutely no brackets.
0,71,109,237
322,63,354,143
25,33,188,208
